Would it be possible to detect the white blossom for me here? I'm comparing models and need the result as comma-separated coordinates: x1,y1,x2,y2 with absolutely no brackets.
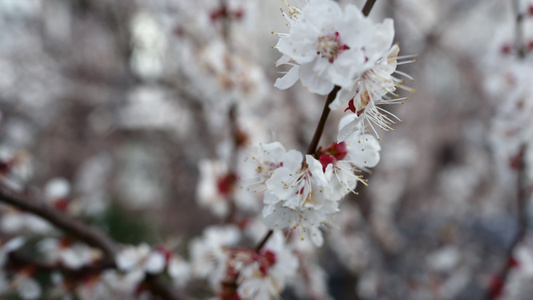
265,154,330,211
275,0,394,95
318,138,381,201
14,275,41,300
189,225,241,290
241,142,302,193
38,238,101,269
233,232,298,300
196,159,234,218
336,44,413,141
263,192,339,246
168,255,191,289
115,243,166,288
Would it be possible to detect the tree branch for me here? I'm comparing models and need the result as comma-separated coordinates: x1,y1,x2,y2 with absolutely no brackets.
254,230,274,253
362,0,377,17
512,0,526,58
0,185,117,258
0,184,182,300
306,85,341,155
485,145,529,300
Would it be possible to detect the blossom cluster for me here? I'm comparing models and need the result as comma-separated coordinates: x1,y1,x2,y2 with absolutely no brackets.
191,0,412,298
253,0,409,245
0,0,414,299
179,2,414,300
275,0,413,141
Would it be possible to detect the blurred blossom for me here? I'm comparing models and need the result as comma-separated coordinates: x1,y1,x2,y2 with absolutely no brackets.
117,144,168,209
0,0,532,299
38,238,102,269
119,87,192,136
130,11,166,79
74,153,113,216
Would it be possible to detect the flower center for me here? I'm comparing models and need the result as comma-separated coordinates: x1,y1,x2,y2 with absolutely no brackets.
345,90,370,116
317,32,349,63
217,173,237,196
317,142,348,171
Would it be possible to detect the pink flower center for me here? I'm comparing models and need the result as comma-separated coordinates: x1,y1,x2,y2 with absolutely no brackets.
317,32,349,63
210,6,245,22
226,249,278,278
217,173,238,196
345,90,371,116
317,142,348,171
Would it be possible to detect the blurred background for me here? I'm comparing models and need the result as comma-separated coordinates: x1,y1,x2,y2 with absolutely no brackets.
1,0,532,299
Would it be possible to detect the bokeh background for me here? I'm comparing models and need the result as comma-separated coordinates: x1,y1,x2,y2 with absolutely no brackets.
1,0,533,299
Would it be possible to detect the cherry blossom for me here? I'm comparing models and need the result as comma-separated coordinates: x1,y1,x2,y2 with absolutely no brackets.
275,0,395,95
336,44,414,141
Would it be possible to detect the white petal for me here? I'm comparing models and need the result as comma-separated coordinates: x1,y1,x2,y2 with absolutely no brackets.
145,251,166,274
17,277,41,300
337,115,363,142
274,65,300,90
300,62,334,95
4,237,25,252
347,134,381,167
275,55,291,67
281,150,303,171
329,85,356,110
305,155,328,186
266,167,297,200
309,227,324,247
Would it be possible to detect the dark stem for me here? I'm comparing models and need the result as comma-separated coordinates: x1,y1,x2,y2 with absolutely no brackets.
513,0,526,58
145,274,184,300
362,0,377,17
220,0,232,49
254,230,274,253
224,104,239,224
0,185,182,300
306,86,341,155
485,145,529,300
485,3,528,297
229,104,240,166
0,185,117,258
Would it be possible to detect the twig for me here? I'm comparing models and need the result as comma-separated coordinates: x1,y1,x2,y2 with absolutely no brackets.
362,0,377,17
224,105,240,224
485,2,529,297
512,0,526,58
306,86,341,155
0,185,181,300
254,230,274,253
486,145,529,300
0,185,117,258
145,274,183,300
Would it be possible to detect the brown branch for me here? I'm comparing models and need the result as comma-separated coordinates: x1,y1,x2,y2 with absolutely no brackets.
223,105,240,224
306,86,341,155
254,230,274,253
485,3,529,298
145,274,183,300
485,145,529,300
362,0,377,17
513,0,526,58
0,185,117,258
0,185,182,300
